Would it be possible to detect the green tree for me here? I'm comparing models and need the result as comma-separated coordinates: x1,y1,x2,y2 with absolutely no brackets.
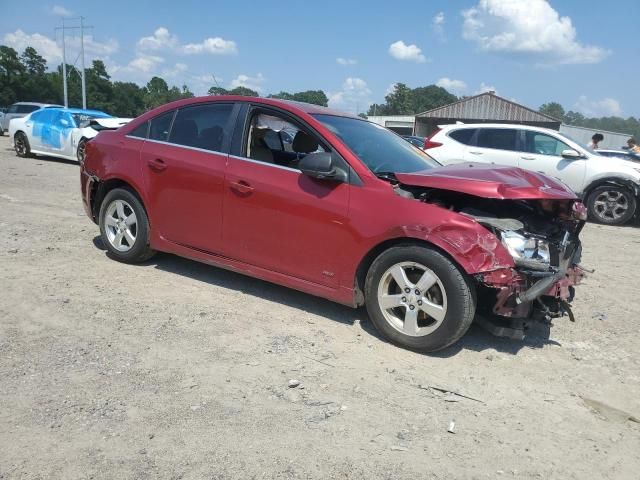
111,81,145,117
21,47,46,75
563,110,586,125
269,90,329,106
366,83,457,116
411,85,457,113
0,46,26,105
228,86,259,97
208,86,229,96
86,60,113,112
539,102,565,121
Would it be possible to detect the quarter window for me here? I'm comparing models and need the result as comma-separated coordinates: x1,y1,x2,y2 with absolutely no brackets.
449,128,476,145
129,122,149,139
149,110,175,142
169,103,233,152
476,128,518,151
525,131,571,156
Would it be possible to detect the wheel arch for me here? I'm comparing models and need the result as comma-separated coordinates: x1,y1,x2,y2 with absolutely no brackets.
582,176,640,201
91,178,149,223
353,232,509,306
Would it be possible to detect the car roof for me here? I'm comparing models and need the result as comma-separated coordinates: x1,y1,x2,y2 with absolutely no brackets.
44,107,110,116
13,102,61,107
147,95,362,120
437,123,558,134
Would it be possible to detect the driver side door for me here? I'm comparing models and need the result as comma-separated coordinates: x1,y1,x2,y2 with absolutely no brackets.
221,105,352,288
517,130,586,193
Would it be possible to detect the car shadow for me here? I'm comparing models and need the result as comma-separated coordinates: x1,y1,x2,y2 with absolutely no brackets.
92,235,563,357
30,155,78,166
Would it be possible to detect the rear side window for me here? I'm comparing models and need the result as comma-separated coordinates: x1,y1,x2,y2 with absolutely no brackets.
149,110,175,142
477,128,518,151
129,122,149,139
169,103,233,152
449,128,476,145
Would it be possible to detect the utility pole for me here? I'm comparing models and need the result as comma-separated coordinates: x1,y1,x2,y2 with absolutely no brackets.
80,16,86,109
61,18,68,107
56,17,93,109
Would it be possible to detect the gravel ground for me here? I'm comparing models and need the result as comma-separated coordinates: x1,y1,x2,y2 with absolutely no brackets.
1,134,639,479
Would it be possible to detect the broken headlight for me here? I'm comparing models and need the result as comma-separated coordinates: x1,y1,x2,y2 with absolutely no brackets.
500,230,551,270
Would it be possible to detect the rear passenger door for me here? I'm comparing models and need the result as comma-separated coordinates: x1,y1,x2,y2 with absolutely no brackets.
438,128,476,164
464,127,520,166
141,103,238,253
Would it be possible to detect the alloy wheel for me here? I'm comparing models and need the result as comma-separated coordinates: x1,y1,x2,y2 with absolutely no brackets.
15,134,26,156
592,190,630,222
104,199,138,252
376,261,448,337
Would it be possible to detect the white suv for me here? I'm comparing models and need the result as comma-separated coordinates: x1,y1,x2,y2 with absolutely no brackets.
426,123,640,225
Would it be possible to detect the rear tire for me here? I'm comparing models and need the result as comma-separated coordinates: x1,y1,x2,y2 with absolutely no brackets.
99,188,155,263
364,245,476,352
14,132,32,158
586,185,636,225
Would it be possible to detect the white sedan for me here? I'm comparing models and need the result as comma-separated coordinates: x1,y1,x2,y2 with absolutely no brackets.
9,107,131,162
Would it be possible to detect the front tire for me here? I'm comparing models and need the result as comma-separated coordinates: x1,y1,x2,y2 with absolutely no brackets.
364,245,476,352
586,185,636,225
14,132,32,158
99,188,155,263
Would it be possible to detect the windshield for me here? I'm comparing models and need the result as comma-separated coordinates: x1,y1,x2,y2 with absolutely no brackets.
313,114,440,174
71,112,110,127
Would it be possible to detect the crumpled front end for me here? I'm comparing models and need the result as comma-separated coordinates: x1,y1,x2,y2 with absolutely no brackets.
398,179,589,340
470,200,588,339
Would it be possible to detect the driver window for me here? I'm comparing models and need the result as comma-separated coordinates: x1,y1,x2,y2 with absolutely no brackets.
246,112,326,168
525,132,570,156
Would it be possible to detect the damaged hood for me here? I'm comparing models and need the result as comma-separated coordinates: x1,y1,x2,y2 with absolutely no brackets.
395,163,577,200
89,117,132,129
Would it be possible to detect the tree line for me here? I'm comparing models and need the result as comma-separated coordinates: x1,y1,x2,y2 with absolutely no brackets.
539,102,640,142
0,44,329,117
1,44,638,141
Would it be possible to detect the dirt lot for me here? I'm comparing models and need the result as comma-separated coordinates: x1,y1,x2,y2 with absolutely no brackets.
0,134,639,479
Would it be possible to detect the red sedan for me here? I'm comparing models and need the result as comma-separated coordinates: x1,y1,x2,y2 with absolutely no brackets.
80,96,586,351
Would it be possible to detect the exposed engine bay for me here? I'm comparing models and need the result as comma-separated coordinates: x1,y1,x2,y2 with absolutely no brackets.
396,183,588,340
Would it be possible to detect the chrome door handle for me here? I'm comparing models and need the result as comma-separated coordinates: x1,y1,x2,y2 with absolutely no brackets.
469,151,483,155
520,156,536,160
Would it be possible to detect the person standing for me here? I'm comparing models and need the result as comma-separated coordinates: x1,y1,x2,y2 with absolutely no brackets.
588,133,604,149
627,138,640,154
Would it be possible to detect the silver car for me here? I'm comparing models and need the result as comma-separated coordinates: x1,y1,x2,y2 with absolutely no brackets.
0,102,62,135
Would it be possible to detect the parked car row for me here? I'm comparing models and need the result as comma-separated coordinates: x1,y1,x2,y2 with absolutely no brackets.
77,96,588,352
1,102,62,135
417,124,640,226
8,106,131,162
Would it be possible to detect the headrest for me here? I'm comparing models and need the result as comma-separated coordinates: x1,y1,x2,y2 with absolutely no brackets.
292,131,318,154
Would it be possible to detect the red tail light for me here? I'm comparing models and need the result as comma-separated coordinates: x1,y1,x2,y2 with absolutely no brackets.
423,129,442,149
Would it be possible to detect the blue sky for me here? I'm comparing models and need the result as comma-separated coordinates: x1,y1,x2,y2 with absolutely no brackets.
1,0,639,116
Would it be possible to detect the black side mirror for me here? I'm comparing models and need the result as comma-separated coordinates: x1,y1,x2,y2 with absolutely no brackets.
299,152,344,181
